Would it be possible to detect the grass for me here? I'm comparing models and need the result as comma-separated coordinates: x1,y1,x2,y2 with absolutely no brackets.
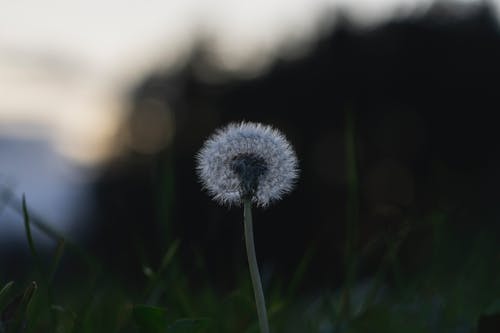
1,116,499,332
0,189,499,333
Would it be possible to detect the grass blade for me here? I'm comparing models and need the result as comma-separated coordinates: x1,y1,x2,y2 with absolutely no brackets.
3,281,37,333
22,195,40,269
49,238,66,283
0,282,15,312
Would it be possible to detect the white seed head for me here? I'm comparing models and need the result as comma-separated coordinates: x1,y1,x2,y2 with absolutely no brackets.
196,122,299,207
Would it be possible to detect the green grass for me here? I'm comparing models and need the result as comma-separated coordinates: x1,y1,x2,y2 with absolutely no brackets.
1,126,499,332
0,190,498,333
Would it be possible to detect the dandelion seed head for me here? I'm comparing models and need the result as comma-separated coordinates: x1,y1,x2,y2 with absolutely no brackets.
196,122,299,207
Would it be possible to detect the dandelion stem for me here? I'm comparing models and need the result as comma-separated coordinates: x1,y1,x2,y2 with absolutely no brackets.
243,199,270,333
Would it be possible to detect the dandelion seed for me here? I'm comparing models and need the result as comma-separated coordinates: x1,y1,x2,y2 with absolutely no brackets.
196,121,299,333
196,122,299,207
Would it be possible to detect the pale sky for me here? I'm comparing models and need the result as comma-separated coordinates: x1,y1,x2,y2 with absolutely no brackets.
0,0,490,165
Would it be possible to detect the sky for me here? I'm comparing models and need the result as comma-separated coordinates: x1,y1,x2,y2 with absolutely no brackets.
0,0,453,165
0,0,494,240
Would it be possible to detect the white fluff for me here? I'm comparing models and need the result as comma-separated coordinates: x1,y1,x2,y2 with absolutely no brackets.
196,122,299,207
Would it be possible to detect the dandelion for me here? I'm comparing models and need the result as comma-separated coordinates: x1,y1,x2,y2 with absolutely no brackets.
196,122,299,333
196,122,298,207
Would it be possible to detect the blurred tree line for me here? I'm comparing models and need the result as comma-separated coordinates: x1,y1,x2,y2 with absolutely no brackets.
88,2,500,297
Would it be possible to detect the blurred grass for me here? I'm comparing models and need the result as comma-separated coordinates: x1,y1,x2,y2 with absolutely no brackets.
340,108,360,322
1,158,499,332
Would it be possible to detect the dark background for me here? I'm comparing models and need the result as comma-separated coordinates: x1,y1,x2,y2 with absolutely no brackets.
1,3,500,332
87,2,500,297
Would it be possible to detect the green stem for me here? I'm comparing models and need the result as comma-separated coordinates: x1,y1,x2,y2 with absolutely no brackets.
22,195,58,330
243,200,270,333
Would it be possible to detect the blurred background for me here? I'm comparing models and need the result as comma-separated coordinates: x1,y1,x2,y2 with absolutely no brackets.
1,0,500,331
